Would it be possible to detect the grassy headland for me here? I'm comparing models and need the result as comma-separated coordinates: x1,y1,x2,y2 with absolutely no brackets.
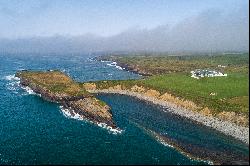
17,70,90,97
87,53,249,126
97,53,249,75
16,70,116,127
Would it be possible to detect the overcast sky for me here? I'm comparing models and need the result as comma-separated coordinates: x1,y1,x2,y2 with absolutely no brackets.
0,0,249,53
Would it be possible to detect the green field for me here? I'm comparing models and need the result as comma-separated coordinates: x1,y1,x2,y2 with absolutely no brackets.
93,53,249,119
101,53,249,75
93,72,248,115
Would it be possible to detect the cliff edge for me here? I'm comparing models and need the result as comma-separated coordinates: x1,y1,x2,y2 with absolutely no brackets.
16,70,116,128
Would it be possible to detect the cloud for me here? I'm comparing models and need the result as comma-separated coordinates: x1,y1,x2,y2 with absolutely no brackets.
0,6,248,54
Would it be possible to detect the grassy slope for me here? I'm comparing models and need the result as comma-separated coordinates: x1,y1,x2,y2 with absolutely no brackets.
19,70,89,96
106,53,249,74
92,53,249,115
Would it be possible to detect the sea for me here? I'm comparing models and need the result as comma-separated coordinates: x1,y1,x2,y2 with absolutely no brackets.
0,53,248,165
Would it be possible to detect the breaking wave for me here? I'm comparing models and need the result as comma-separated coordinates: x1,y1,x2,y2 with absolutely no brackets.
5,74,20,94
97,122,123,135
4,74,41,96
101,60,112,63
107,62,125,70
155,135,174,148
20,86,38,95
60,106,123,135
4,74,20,81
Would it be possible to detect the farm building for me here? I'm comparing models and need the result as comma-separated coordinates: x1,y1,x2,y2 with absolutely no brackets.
191,69,227,79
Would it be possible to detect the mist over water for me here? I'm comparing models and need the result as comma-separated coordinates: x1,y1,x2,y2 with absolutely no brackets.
0,3,248,54
0,53,248,164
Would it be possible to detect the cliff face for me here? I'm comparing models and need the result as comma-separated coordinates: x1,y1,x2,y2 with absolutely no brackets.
16,71,116,128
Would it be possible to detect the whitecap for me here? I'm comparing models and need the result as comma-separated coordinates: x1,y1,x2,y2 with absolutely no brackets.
21,86,36,95
101,60,112,63
5,74,21,94
107,62,117,66
154,134,213,165
6,82,17,91
20,86,41,96
107,61,124,70
155,136,174,148
107,63,114,67
97,122,123,135
87,58,94,62
115,66,123,70
4,74,20,81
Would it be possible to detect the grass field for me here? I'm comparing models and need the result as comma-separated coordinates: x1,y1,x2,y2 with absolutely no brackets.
93,53,249,117
100,53,249,75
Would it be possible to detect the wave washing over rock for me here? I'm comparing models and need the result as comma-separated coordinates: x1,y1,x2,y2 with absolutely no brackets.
21,86,38,95
59,106,123,135
106,61,125,70
4,74,20,81
5,74,21,93
15,70,119,134
5,74,43,96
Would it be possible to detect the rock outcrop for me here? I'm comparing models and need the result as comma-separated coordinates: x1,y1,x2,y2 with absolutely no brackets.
16,71,116,128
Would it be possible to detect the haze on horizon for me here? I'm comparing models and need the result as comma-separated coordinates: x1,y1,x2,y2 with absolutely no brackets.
0,0,249,54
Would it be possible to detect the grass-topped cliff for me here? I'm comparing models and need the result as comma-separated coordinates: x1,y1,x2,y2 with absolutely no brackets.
88,53,249,126
97,53,249,75
16,70,90,97
16,70,116,128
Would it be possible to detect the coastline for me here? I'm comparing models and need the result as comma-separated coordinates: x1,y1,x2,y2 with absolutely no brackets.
89,89,249,145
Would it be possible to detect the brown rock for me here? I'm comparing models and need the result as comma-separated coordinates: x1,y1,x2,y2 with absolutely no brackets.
131,85,145,93
200,107,213,117
217,111,249,126
83,83,96,91
144,89,161,98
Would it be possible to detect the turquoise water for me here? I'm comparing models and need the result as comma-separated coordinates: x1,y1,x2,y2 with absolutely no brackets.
0,53,248,164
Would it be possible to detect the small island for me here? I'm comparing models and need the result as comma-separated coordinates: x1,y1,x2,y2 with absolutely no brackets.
15,70,116,128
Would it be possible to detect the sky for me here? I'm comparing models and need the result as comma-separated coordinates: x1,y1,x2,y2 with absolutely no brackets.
0,0,249,53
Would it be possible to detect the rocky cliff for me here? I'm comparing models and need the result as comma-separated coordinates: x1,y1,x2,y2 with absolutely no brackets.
16,70,116,128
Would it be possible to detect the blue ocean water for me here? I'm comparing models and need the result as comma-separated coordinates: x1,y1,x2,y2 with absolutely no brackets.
0,53,248,165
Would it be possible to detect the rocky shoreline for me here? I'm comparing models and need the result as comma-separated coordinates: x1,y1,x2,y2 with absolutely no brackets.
95,56,152,76
89,89,249,145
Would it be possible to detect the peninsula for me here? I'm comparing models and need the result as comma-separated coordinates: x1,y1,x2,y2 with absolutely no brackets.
15,70,116,128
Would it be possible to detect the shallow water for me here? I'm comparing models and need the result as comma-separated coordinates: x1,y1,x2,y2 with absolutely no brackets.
0,53,248,164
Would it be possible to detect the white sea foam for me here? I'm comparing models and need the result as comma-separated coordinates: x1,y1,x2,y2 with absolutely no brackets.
97,122,123,135
60,106,83,120
4,74,20,81
115,66,123,70
155,134,213,164
155,135,174,148
107,61,124,70
6,81,19,91
21,86,37,95
87,58,94,62
59,106,123,135
5,74,21,94
101,60,112,63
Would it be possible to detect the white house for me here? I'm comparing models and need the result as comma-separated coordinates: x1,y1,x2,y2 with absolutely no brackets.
191,69,227,79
